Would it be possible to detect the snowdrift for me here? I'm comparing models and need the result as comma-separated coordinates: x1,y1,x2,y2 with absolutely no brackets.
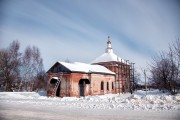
0,90,179,111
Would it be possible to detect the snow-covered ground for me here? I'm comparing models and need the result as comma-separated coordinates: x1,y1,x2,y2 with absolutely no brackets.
0,90,180,120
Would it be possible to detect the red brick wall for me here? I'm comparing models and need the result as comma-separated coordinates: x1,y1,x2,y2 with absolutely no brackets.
47,72,115,97
94,62,131,93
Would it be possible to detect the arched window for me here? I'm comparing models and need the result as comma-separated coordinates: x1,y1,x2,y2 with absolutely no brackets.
107,82,109,90
101,81,104,90
112,82,114,90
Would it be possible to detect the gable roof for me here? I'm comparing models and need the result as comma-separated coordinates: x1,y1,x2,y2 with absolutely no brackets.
58,61,115,75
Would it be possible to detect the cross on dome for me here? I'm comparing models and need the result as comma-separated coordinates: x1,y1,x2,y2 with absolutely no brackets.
107,35,111,44
106,35,113,53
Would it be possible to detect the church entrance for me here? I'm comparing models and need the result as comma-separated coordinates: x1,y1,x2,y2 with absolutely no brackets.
50,78,61,97
79,79,90,97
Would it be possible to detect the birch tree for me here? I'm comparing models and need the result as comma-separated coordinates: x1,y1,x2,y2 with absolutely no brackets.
21,46,44,91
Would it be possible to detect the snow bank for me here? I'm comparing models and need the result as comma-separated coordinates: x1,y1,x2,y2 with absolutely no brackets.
0,90,179,111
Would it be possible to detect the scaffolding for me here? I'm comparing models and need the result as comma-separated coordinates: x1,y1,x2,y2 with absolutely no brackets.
116,60,135,94
95,59,135,94
130,63,135,93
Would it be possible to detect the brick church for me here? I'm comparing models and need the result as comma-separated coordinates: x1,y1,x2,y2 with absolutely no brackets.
47,36,134,97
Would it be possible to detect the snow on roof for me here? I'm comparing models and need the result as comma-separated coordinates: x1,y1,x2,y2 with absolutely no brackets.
91,52,125,64
52,77,59,80
58,61,115,75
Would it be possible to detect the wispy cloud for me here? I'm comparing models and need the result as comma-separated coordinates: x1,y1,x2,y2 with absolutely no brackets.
0,0,179,71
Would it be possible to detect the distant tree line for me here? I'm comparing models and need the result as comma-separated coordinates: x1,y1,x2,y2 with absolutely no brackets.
132,69,141,91
0,40,47,92
149,38,180,94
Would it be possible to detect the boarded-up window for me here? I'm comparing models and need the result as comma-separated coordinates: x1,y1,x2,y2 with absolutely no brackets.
101,81,104,90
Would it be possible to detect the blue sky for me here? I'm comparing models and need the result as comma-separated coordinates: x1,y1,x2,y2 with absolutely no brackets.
0,0,180,71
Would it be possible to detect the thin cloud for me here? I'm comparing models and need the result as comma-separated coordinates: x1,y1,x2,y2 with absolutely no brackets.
0,0,179,71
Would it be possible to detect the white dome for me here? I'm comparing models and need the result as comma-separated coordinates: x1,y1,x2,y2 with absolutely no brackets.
91,36,125,64
91,52,125,64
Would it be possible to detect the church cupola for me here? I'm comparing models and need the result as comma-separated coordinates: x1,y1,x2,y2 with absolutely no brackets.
91,35,124,64
106,35,113,53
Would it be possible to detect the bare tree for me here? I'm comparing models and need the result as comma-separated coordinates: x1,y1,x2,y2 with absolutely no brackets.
20,46,44,91
150,52,172,92
0,40,46,92
33,70,47,91
150,38,180,94
171,38,180,92
0,40,21,91
133,69,141,90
